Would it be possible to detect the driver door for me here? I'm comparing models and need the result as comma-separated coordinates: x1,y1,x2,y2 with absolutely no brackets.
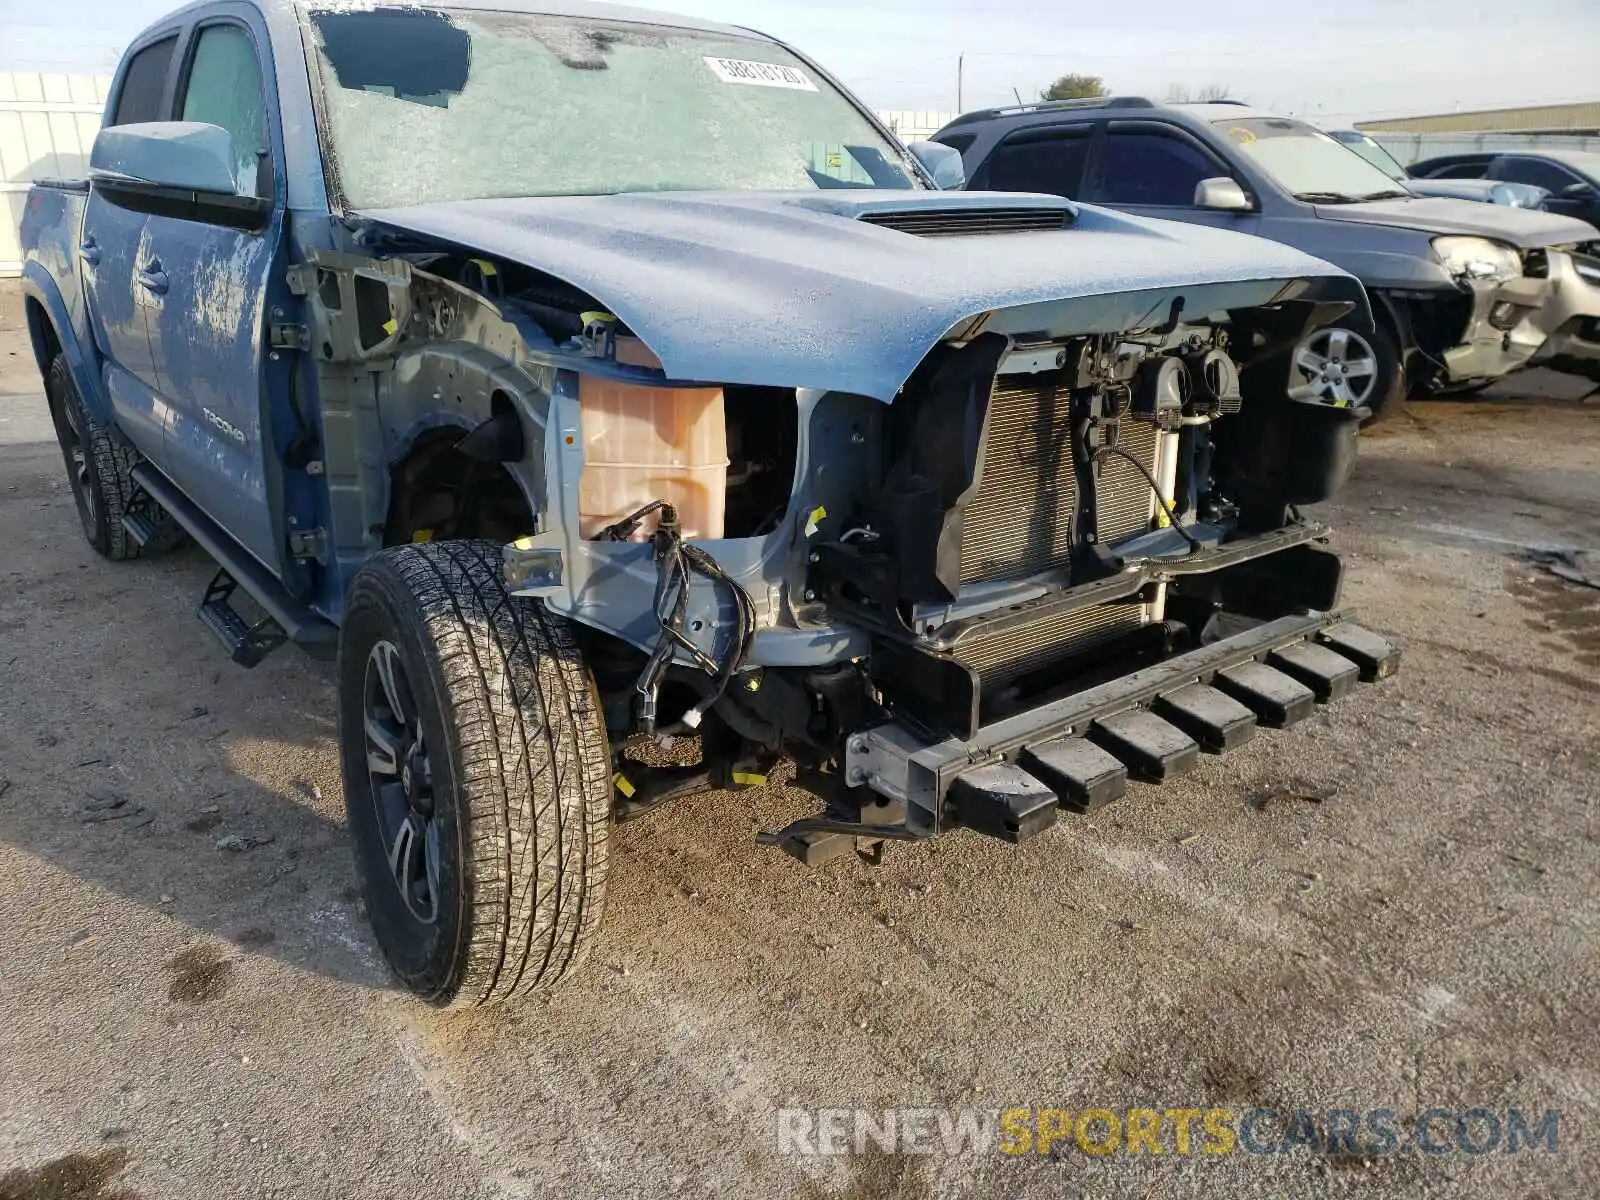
1088,121,1260,234
1496,157,1600,226
142,15,284,572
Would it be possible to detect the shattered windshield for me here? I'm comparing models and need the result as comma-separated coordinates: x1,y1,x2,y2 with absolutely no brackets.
305,6,922,208
1217,118,1409,202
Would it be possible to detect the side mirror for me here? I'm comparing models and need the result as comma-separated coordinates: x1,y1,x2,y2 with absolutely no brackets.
907,141,967,190
1561,181,1597,200
89,122,268,230
92,122,241,193
1194,176,1252,211
1488,182,1547,209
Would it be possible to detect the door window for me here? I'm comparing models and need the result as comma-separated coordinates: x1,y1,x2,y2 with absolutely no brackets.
179,24,267,194
1496,158,1583,192
1099,128,1220,206
110,37,178,125
972,129,1090,198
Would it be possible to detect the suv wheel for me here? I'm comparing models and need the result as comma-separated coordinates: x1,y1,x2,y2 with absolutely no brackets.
1286,317,1405,417
44,354,141,560
337,539,612,1006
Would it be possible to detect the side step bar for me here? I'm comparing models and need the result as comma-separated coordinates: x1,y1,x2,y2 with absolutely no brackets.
120,500,187,552
129,464,336,666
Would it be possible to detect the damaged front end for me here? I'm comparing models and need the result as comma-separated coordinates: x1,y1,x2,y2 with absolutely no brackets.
1413,238,1600,387
296,201,1400,866
467,272,1399,863
741,290,1401,863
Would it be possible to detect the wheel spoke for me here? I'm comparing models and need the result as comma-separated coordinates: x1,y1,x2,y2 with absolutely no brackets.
372,641,411,726
388,814,423,889
1326,328,1350,361
365,714,403,777
1344,355,1377,379
1293,346,1326,374
387,814,436,922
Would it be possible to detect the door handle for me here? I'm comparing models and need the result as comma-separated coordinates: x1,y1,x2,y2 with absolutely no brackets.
78,238,99,266
136,263,169,296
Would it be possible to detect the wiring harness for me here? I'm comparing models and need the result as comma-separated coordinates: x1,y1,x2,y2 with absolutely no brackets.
600,501,758,737
1081,382,1205,555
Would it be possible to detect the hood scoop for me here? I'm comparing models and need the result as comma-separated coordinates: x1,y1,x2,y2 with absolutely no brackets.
858,206,1073,237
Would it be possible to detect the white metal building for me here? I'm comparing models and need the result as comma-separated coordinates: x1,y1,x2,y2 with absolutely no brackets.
0,72,110,276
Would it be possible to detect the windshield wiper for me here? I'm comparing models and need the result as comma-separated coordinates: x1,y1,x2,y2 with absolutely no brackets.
1293,191,1361,203
1352,189,1411,201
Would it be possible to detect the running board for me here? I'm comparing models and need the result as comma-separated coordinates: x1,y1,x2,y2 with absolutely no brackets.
199,569,287,668
129,464,335,665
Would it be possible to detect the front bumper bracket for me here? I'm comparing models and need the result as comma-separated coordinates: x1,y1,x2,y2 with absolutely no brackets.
835,611,1399,842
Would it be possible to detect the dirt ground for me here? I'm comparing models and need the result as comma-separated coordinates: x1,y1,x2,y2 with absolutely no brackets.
0,282,1596,1199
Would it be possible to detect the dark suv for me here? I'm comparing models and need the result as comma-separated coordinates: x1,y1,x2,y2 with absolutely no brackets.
933,99,1600,405
1409,150,1600,229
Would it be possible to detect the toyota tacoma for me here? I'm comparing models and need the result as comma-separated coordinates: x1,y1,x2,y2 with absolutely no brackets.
21,0,1399,1007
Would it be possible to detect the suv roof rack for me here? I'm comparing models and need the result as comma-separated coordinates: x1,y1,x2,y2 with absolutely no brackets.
943,95,1154,130
1169,98,1248,106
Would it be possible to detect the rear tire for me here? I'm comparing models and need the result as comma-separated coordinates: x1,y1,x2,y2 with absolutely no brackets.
44,354,140,560
337,539,612,1007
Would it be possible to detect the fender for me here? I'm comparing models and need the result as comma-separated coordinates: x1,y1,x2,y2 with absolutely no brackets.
21,261,109,427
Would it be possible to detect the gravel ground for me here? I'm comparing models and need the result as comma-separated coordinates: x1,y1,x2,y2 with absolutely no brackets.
0,285,1596,1199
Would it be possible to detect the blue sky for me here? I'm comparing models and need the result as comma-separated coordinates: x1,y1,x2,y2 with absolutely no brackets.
3,0,1597,123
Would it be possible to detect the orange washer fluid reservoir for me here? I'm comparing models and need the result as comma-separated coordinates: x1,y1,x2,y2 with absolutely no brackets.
577,377,729,541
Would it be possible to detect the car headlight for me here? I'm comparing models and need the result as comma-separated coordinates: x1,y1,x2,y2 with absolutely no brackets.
1433,236,1522,284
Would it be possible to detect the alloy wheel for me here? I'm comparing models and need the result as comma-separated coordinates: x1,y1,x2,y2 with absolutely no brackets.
362,639,442,924
1287,327,1379,407
57,397,98,539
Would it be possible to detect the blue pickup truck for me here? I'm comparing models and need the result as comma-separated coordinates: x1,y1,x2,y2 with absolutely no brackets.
21,0,1400,1008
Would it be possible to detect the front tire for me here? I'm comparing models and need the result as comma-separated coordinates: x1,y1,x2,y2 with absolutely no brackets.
1286,315,1405,419
44,354,140,560
337,539,612,1007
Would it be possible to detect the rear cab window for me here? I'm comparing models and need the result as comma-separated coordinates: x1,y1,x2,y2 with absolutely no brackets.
109,36,179,125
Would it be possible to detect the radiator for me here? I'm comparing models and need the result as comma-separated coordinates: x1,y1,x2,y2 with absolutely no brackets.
959,374,1160,584
951,600,1149,690
952,372,1162,690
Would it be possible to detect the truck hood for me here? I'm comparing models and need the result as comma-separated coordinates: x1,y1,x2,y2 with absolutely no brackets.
1313,194,1593,247
360,190,1360,401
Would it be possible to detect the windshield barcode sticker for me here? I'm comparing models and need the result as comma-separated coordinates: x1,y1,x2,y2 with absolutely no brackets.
704,57,818,91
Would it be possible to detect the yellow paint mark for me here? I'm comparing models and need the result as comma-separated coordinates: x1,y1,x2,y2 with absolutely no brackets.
804,505,828,537
469,257,497,276
731,772,767,787
612,772,636,798
412,528,434,543
382,318,398,335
